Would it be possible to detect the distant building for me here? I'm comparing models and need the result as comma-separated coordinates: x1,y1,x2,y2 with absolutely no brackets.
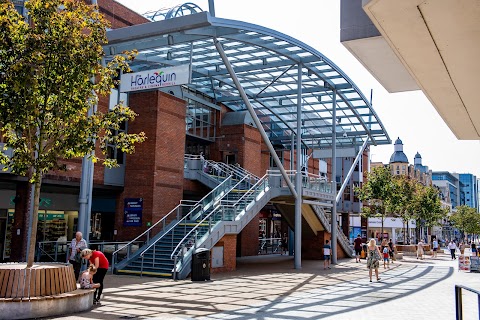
432,172,460,210
458,173,478,212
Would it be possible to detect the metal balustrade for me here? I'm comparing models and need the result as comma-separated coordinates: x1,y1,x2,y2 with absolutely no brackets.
455,285,480,320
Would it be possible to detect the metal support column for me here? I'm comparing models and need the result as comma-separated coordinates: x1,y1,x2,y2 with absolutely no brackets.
294,63,303,269
78,41,99,242
208,0,215,17
291,133,295,171
336,138,369,204
213,37,297,197
331,89,338,264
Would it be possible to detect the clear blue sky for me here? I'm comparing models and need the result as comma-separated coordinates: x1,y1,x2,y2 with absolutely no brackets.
116,0,480,177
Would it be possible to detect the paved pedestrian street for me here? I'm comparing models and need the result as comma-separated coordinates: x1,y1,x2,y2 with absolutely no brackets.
50,254,480,320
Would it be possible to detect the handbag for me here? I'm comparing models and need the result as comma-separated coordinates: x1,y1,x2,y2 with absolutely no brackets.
74,251,82,263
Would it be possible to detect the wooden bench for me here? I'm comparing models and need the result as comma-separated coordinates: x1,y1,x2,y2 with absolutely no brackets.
0,263,95,320
0,263,77,299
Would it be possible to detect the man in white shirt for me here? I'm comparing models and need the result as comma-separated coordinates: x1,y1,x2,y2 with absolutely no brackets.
448,240,457,260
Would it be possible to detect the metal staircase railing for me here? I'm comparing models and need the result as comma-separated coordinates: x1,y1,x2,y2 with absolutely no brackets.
139,174,256,277
112,175,235,273
170,173,270,279
312,206,353,257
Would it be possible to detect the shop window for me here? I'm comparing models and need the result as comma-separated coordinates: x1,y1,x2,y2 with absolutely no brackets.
106,89,128,165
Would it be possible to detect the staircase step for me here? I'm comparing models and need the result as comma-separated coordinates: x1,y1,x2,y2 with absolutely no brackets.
117,269,172,278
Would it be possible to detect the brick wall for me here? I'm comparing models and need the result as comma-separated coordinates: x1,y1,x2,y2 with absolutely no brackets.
211,234,237,273
239,215,260,256
302,231,346,260
98,0,149,29
115,91,186,241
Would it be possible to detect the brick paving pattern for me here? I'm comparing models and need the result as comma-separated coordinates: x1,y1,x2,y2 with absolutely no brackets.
49,253,480,320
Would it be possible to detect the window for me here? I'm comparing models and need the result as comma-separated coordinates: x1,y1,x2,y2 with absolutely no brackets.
106,89,128,165
185,99,216,140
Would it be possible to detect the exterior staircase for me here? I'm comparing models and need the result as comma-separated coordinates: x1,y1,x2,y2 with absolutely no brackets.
112,155,352,279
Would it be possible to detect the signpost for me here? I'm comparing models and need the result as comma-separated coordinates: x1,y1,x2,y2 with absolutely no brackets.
123,198,143,227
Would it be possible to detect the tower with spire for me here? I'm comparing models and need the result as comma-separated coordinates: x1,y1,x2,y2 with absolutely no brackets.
389,137,408,175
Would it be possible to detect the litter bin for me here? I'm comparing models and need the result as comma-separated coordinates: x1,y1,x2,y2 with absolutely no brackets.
191,248,210,281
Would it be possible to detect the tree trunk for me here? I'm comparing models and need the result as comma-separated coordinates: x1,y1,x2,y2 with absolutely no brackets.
27,179,42,268
407,220,410,244
381,216,384,240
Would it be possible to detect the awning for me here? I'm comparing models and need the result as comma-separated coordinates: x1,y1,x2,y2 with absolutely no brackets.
105,11,391,150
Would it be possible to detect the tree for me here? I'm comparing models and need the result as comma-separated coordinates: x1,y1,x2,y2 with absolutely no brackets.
355,165,395,238
0,0,145,267
411,185,447,242
450,205,480,240
391,175,418,244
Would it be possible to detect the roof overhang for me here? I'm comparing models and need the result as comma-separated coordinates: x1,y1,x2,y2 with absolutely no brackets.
361,0,480,140
105,11,391,150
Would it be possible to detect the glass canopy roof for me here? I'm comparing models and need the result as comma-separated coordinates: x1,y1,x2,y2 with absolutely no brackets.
105,11,391,151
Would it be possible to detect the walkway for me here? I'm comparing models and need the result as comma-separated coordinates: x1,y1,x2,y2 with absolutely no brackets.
49,253,480,320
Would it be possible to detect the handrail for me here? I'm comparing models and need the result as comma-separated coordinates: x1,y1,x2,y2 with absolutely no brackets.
455,284,480,320
113,174,234,272
138,176,235,274
170,205,224,263
171,174,268,278
221,174,268,214
111,203,187,271
184,174,234,220
311,205,332,233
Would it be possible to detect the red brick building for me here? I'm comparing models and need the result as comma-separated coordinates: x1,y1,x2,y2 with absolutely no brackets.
1,1,390,276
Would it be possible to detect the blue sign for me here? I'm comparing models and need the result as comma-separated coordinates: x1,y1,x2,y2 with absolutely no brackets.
124,198,143,227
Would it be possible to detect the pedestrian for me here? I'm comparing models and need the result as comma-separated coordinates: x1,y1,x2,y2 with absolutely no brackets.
448,240,457,260
432,238,439,258
323,240,331,270
354,234,362,263
280,233,288,255
417,239,425,260
81,249,109,305
459,242,466,255
80,264,100,289
367,238,382,282
388,238,395,263
472,243,477,257
68,231,88,281
382,245,390,269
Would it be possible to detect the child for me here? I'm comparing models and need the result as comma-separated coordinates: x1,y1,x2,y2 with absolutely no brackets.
382,246,390,269
80,264,101,290
323,240,331,270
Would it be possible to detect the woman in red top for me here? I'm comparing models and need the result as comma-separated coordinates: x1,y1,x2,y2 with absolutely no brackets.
81,249,109,304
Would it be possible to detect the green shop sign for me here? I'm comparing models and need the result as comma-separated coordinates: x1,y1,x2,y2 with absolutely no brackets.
38,213,64,221
9,196,52,207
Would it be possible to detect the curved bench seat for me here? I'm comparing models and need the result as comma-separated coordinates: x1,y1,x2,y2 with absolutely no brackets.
0,263,95,319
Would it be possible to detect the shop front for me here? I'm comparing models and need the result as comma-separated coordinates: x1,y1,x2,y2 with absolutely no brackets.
367,217,416,244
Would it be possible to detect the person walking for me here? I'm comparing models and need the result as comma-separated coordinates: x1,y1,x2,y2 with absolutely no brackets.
81,249,109,304
280,233,288,255
323,240,331,270
471,243,477,257
432,238,439,258
382,245,390,269
388,238,395,263
68,231,88,281
459,242,466,255
367,239,382,282
417,239,425,260
448,240,457,260
354,234,363,263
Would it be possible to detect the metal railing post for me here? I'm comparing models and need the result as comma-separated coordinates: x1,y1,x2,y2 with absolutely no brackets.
455,285,462,320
